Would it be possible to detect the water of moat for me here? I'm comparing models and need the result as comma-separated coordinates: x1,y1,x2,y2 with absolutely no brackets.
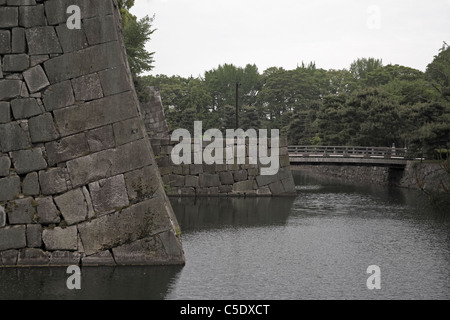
1,171,449,300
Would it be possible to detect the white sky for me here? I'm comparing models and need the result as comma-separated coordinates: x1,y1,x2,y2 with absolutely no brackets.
130,0,450,77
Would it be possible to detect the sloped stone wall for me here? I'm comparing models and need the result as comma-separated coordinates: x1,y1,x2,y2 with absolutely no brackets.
151,138,296,197
142,87,297,197
0,0,184,267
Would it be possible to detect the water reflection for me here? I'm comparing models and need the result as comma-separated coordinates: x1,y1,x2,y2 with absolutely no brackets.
0,266,183,300
171,197,296,232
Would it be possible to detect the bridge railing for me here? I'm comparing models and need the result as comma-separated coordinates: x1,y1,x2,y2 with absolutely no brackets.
288,146,409,159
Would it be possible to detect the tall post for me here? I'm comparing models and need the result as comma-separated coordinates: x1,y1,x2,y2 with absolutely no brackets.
235,82,240,129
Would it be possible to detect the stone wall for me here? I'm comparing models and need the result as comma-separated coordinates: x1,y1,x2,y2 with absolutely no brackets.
151,138,297,197
292,161,450,197
0,0,184,267
140,87,169,139
142,86,297,197
291,165,400,185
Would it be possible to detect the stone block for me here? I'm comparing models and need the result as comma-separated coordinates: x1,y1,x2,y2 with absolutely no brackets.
17,248,50,266
233,180,256,192
43,41,122,83
171,165,182,175
280,155,290,168
45,133,89,165
124,165,160,201
89,175,129,215
82,250,115,266
219,185,233,193
0,156,10,177
159,166,172,176
19,4,45,27
168,174,185,188
189,164,202,175
54,189,87,225
86,125,115,152
25,26,62,55
49,251,81,266
113,117,144,146
26,224,42,248
44,0,113,25
98,66,130,96
11,148,47,175
204,164,216,174
199,173,221,188
0,122,30,152
0,80,22,100
84,15,117,45
7,0,37,5
0,225,26,251
28,112,59,143
23,65,50,93
78,198,173,256
234,170,248,182
185,175,199,188
0,175,21,202
281,177,296,193
216,164,228,172
54,91,137,137
11,98,41,119
0,205,6,228
22,172,40,196
71,73,103,102
35,197,60,224
0,102,10,124
11,28,26,53
66,149,115,188
39,168,68,195
0,7,18,28
0,30,11,54
67,139,152,187
7,197,36,224
30,55,49,67
1,250,18,266
256,174,280,187
42,226,78,251
3,54,29,72
269,180,285,195
55,24,88,53
42,80,75,111
112,236,170,266
219,171,234,185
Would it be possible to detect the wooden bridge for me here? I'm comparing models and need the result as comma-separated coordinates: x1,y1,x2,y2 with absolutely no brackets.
288,146,411,167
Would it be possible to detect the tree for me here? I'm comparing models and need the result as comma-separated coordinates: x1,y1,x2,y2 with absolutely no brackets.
426,43,450,102
350,58,383,82
124,15,156,77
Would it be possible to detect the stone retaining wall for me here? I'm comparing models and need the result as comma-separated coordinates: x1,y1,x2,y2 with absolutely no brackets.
0,0,184,267
151,138,297,197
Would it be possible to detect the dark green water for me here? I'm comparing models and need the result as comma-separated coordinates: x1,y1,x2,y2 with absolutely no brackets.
1,171,449,300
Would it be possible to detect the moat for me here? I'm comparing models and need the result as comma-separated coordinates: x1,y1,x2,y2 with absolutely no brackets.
1,171,449,300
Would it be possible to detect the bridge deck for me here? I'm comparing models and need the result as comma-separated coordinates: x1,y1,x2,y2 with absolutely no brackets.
288,146,410,167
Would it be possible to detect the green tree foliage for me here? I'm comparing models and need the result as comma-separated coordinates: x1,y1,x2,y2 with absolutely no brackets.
118,0,156,77
350,57,383,82
124,15,156,77
134,45,448,156
426,44,450,102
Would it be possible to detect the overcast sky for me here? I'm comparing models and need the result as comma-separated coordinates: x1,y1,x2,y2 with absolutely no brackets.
130,0,450,78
